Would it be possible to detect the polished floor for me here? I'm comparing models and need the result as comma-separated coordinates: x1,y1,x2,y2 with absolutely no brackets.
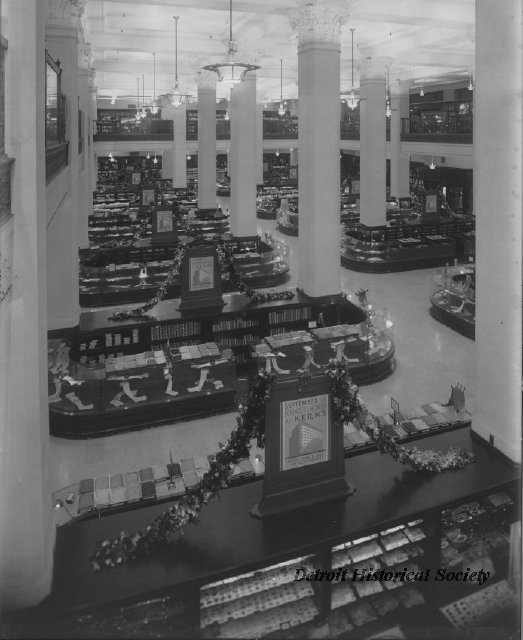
49,214,475,494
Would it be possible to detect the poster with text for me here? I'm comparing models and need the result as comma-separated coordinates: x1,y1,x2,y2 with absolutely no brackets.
157,210,173,233
189,255,214,292
280,394,330,471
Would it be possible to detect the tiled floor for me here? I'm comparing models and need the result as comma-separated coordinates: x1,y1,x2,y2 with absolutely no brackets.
49,214,475,493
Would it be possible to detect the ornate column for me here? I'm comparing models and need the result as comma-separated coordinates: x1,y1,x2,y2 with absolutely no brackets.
88,68,98,192
0,0,54,610
389,79,410,199
359,55,390,227
45,0,86,330
77,42,92,248
256,103,264,186
197,70,217,211
230,71,257,238
472,0,522,462
290,2,349,299
173,102,187,188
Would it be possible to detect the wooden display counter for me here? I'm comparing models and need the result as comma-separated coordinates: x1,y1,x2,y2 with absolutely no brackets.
41,428,519,640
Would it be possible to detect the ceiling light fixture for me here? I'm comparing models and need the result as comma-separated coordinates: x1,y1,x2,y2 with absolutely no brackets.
150,52,158,114
344,29,359,110
165,16,192,107
278,58,285,116
419,84,425,97
135,77,141,121
140,74,147,119
186,154,192,160
146,151,150,159
468,74,474,91
429,156,436,170
201,0,261,83
275,149,280,157
385,67,392,118
153,152,158,164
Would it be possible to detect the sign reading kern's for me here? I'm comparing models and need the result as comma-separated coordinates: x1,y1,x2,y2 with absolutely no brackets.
252,372,354,519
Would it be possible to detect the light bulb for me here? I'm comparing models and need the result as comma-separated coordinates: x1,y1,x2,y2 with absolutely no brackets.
224,109,230,121
468,77,474,91
429,158,436,170
419,87,424,97
150,105,158,115
275,150,280,157
146,152,150,159
186,154,191,160
263,102,268,109
153,157,158,164
278,102,285,116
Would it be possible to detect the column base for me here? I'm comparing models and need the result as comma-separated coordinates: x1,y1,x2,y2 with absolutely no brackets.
296,288,343,306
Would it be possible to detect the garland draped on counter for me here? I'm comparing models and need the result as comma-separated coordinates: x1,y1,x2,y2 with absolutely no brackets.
109,238,294,321
91,360,474,570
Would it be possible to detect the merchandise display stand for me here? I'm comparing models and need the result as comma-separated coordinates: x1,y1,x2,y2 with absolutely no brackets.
341,219,475,273
430,264,475,339
44,429,519,640
48,298,396,436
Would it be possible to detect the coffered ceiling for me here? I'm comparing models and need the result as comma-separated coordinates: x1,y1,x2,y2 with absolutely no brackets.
86,0,475,103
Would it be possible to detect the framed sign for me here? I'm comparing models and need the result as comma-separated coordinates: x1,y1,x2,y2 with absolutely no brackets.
398,197,412,209
141,184,156,207
351,179,360,194
425,191,439,214
151,206,178,246
178,246,224,312
252,372,353,519
131,172,141,185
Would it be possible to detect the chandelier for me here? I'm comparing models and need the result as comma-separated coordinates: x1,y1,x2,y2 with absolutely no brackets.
341,28,359,110
201,0,260,83
164,16,192,107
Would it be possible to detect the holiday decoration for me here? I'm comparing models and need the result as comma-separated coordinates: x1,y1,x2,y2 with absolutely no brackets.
90,360,474,571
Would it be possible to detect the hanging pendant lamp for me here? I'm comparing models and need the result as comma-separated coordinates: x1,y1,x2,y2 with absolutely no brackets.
165,16,192,107
278,58,285,116
341,28,359,110
202,0,261,83
150,52,158,114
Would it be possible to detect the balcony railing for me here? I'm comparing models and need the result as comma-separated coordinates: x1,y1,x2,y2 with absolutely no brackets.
94,118,173,141
401,101,473,143
263,115,298,139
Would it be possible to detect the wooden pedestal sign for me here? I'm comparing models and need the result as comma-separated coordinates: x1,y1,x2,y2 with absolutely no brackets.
251,372,354,519
140,183,156,214
178,245,224,312
151,206,178,246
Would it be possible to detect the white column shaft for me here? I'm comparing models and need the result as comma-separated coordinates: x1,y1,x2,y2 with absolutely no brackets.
472,0,522,462
197,85,217,209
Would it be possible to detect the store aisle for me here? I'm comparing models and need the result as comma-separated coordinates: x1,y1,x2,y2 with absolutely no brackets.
50,218,474,492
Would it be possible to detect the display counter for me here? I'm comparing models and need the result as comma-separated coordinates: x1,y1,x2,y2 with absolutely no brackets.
430,264,475,339
41,428,519,640
49,293,395,437
79,241,290,307
341,219,475,273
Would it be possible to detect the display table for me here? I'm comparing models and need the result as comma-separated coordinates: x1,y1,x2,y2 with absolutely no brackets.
44,428,519,640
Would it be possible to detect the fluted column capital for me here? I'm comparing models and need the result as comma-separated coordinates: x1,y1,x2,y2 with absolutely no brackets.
197,70,217,90
289,1,353,47
46,0,87,34
358,55,392,81
78,42,93,70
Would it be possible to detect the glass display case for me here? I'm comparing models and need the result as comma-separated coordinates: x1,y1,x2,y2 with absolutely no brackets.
430,264,475,339
341,222,465,273
48,339,236,436
79,241,291,306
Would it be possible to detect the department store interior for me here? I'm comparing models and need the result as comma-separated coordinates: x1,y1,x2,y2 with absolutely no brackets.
0,0,521,638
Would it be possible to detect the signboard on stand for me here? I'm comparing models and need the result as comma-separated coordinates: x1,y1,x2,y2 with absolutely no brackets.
251,372,353,519
140,183,156,214
151,206,178,246
129,171,142,191
178,245,224,312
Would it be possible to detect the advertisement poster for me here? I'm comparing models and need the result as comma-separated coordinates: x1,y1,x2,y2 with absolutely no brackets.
351,180,360,194
156,210,173,233
142,188,155,206
189,255,214,292
280,394,330,471
131,172,141,185
425,193,438,213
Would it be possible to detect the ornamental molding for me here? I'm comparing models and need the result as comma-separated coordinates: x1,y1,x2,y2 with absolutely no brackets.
88,68,97,91
78,43,92,70
358,55,392,81
289,1,352,47
46,0,87,34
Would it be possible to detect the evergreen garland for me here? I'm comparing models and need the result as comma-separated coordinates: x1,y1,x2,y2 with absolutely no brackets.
90,360,473,571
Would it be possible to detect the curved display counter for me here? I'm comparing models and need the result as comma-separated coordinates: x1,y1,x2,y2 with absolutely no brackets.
430,264,475,339
79,240,291,307
49,292,395,437
341,219,475,273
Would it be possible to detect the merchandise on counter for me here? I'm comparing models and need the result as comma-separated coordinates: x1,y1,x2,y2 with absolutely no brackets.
346,601,378,627
395,586,425,609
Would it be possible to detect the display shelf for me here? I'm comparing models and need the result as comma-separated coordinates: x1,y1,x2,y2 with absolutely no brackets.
45,428,519,640
430,264,475,339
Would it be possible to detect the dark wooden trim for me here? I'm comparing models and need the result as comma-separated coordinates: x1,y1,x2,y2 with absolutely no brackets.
45,142,69,183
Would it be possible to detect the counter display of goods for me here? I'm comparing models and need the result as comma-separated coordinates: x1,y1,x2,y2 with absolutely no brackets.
276,198,299,236
430,264,475,339
341,218,475,273
44,429,519,640
48,292,396,436
79,239,291,307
